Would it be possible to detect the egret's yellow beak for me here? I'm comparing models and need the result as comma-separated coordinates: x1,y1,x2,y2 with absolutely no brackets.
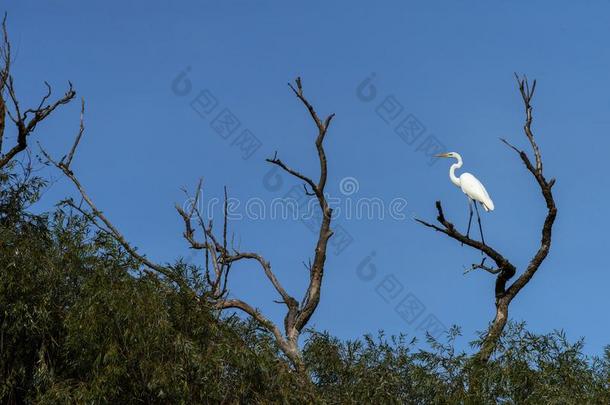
434,153,450,158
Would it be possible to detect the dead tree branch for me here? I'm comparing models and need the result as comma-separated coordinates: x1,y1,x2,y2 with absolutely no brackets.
266,77,335,338
0,16,76,170
416,75,557,364
38,103,192,296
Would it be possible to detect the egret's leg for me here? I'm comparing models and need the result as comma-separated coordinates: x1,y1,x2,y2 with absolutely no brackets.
465,199,474,241
474,201,486,246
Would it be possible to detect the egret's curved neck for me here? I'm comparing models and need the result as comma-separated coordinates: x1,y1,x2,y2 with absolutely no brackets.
449,156,462,187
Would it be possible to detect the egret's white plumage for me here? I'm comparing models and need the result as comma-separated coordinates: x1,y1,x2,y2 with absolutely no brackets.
440,152,494,211
459,173,494,211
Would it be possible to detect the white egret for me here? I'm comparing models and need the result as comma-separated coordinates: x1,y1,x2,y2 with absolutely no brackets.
434,152,494,244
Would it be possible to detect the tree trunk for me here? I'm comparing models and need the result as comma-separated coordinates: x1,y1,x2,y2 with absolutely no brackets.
476,298,509,364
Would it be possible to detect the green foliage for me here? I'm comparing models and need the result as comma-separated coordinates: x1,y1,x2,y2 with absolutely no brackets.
470,322,610,404
303,325,610,404
0,171,307,404
1,168,609,404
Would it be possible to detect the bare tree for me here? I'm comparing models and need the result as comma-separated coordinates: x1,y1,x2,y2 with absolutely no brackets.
0,16,75,171
416,75,557,363
175,77,334,371
43,77,335,373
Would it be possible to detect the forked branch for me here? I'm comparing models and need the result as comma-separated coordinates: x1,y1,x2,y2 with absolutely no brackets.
177,77,336,371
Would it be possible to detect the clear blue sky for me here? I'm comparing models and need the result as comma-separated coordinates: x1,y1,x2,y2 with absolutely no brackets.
5,1,609,355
